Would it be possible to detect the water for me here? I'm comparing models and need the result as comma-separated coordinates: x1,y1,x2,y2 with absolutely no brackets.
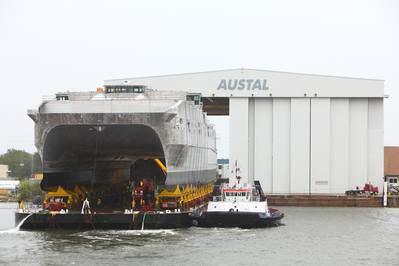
1,202,398,266
15,213,34,230
141,212,147,230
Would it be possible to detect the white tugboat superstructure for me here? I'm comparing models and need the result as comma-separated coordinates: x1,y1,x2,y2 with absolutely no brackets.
207,184,270,215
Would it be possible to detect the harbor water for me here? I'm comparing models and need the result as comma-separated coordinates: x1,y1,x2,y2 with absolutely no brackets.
1,202,398,266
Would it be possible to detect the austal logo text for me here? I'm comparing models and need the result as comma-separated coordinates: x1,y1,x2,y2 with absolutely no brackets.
217,79,269,90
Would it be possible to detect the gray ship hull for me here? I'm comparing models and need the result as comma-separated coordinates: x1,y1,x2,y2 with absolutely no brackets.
29,89,217,190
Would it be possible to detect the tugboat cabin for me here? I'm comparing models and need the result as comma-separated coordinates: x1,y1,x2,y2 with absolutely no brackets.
207,184,269,213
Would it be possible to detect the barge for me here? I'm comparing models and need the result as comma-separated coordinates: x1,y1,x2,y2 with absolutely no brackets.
15,211,192,230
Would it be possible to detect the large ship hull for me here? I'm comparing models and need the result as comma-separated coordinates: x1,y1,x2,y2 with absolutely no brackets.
29,90,217,191
26,88,217,215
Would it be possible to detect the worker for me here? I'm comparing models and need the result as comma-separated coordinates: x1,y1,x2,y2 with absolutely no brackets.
144,179,154,210
97,197,102,207
131,189,136,210
18,199,25,212
134,181,144,211
81,197,91,214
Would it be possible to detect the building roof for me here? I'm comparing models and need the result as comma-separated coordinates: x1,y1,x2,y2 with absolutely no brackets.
105,68,384,82
104,68,385,98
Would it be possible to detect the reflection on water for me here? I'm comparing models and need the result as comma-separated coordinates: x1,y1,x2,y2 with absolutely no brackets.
1,202,399,266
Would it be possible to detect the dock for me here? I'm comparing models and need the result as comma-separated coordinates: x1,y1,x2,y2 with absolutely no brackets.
267,195,399,207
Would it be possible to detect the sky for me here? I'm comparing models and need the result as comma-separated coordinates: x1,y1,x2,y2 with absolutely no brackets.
0,0,398,158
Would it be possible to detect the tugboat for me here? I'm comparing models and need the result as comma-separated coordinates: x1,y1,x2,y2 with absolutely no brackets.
191,162,284,228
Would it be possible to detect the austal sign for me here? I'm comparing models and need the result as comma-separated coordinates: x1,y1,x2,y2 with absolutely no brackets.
217,79,269,90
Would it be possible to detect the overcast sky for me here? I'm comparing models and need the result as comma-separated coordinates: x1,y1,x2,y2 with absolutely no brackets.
0,0,398,158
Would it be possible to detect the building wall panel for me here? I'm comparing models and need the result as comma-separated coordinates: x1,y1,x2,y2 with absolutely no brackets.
254,98,273,193
290,98,310,193
311,98,331,193
248,98,255,183
349,99,369,188
368,98,384,188
229,98,249,183
272,98,291,193
329,98,350,193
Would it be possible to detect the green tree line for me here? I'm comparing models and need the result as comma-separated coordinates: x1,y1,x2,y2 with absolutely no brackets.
17,179,44,202
0,149,42,179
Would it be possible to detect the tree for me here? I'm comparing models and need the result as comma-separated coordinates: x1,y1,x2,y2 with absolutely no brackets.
17,179,31,201
0,149,42,179
17,179,44,202
32,152,43,173
0,149,32,179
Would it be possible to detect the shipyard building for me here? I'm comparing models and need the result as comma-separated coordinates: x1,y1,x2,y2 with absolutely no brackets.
105,69,385,194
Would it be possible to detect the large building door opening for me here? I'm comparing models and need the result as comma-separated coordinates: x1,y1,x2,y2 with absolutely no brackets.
201,97,229,160
202,97,230,180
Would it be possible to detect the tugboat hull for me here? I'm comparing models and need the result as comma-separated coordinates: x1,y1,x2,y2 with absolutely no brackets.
192,209,284,228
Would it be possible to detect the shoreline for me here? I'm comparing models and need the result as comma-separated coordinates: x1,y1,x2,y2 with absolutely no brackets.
267,194,399,208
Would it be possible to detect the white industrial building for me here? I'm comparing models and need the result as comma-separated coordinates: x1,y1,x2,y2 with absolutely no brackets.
0,164,9,179
105,68,385,194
